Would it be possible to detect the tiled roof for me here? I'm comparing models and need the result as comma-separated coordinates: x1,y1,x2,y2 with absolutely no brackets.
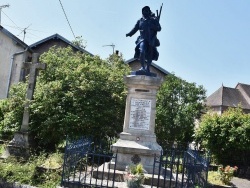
205,86,223,106
125,58,170,75
206,85,250,110
236,83,250,99
29,33,93,56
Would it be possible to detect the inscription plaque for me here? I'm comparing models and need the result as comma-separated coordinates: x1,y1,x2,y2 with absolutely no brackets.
129,98,151,130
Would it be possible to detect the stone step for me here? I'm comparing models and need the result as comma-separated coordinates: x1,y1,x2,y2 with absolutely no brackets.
92,162,185,187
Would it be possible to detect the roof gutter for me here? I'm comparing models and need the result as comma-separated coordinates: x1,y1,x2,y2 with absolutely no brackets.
6,48,29,97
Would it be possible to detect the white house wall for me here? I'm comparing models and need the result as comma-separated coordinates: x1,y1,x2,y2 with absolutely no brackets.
0,31,26,99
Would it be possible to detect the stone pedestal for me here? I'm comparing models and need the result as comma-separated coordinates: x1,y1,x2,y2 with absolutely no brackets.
110,75,163,174
1,131,31,158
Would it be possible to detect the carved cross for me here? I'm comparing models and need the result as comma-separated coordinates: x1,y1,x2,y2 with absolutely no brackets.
21,53,46,131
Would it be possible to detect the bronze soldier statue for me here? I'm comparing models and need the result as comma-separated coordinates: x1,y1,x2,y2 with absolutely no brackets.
126,6,162,74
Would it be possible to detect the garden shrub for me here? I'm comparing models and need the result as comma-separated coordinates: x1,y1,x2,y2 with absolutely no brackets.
195,107,250,166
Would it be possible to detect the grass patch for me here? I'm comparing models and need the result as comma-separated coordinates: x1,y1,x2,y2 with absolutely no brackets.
0,152,63,187
41,152,63,169
208,171,226,186
0,144,4,155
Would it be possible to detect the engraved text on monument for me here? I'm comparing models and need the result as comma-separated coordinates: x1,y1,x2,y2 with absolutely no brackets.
129,98,151,130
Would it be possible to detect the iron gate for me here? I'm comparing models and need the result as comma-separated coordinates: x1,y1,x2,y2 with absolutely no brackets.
61,137,118,188
61,138,209,188
152,148,209,188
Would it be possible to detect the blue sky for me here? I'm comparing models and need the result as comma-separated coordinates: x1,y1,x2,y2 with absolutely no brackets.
1,0,250,96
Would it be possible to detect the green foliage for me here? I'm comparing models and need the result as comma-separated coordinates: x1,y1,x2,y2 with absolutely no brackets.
0,144,5,155
31,47,129,148
0,46,207,154
0,152,62,187
0,83,27,140
156,74,206,148
170,157,183,173
0,157,35,185
195,107,250,165
72,36,87,49
0,47,130,149
218,165,238,185
207,171,225,186
125,163,145,188
208,167,237,186
129,163,144,175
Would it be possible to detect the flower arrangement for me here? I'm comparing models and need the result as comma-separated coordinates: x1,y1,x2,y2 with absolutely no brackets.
124,163,145,188
218,165,238,185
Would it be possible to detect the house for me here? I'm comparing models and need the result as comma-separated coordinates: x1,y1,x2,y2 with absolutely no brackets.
0,32,93,99
29,34,169,78
29,33,93,56
0,25,32,99
205,83,250,114
125,58,170,79
1,29,169,98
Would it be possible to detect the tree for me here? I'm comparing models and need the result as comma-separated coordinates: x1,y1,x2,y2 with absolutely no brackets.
0,47,130,149
72,36,87,49
155,74,206,149
195,107,250,165
0,82,27,140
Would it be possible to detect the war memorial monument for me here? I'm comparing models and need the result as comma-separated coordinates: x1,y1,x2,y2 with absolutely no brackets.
110,5,163,174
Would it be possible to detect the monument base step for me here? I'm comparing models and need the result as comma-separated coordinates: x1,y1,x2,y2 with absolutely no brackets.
111,139,162,155
111,139,162,173
93,162,181,187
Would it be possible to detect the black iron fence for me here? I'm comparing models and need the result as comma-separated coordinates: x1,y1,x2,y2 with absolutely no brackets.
61,137,118,188
61,137,209,188
151,149,209,188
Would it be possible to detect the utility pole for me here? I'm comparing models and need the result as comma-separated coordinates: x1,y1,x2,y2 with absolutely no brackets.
0,4,10,25
22,24,31,42
103,43,115,54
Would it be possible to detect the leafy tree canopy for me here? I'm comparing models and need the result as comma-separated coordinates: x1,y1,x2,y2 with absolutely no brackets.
195,107,250,165
0,47,130,149
156,74,206,149
0,49,207,151
72,36,87,49
0,83,27,139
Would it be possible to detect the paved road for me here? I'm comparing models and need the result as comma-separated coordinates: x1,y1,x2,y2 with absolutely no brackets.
231,177,250,188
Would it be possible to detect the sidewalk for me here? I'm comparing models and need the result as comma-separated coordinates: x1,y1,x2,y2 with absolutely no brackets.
231,177,250,188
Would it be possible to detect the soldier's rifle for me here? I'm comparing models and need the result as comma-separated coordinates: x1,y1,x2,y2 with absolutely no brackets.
156,3,163,22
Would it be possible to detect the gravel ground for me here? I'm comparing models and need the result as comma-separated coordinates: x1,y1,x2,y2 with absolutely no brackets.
1,178,249,188
1,176,249,187
231,177,250,188
62,177,250,188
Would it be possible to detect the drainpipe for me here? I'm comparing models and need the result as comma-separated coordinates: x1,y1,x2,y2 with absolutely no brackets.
6,48,28,98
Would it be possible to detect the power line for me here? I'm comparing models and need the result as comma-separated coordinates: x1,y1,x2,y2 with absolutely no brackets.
58,0,76,39
0,4,10,25
2,10,22,30
2,23,21,30
2,6,46,44
3,23,47,34
2,10,47,44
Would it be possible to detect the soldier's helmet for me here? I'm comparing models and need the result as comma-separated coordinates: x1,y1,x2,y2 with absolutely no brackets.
142,6,151,15
142,6,151,12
